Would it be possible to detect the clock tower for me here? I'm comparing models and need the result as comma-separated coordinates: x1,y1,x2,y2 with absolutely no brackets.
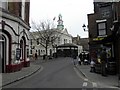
57,14,64,30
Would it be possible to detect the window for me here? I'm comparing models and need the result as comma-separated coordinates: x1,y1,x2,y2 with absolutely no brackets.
30,39,32,45
0,1,8,10
69,40,71,43
30,50,32,54
37,38,39,45
66,39,67,43
64,39,67,44
58,37,60,44
38,50,40,56
64,39,65,44
97,22,106,36
113,4,118,21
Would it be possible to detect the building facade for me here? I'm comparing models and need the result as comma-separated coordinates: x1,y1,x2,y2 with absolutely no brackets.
29,28,73,57
29,14,73,57
72,35,84,54
88,1,120,75
0,1,30,73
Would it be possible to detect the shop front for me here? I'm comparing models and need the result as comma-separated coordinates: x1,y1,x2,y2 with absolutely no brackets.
89,36,116,75
0,13,30,73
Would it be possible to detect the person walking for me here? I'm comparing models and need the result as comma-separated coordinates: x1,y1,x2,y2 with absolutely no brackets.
72,53,77,65
78,56,81,65
35,52,37,60
100,48,107,76
90,59,95,72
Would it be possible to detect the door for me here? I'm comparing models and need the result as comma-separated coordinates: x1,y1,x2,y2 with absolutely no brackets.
0,36,6,73
20,37,26,63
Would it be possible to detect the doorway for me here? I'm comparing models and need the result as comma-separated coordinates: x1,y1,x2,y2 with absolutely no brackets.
20,37,26,63
0,35,6,73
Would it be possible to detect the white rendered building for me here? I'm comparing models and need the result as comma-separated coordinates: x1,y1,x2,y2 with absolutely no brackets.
0,1,30,73
29,14,73,56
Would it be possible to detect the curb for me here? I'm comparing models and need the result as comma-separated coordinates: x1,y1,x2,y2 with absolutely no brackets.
75,65,87,79
1,65,41,88
75,65,120,89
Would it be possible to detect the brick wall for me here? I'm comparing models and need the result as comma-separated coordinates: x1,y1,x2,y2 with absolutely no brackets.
8,1,22,17
8,1,30,25
24,1,30,25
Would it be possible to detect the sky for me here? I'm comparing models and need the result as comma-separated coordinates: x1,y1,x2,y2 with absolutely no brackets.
30,0,94,38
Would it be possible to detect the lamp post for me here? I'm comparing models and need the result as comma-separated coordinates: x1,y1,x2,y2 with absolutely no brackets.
82,24,88,31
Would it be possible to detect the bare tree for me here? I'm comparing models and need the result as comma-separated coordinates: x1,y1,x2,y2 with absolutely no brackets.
31,20,61,57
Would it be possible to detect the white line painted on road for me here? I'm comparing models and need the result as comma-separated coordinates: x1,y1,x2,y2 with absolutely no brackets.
82,88,87,90
84,78,88,81
92,82,97,88
83,82,88,87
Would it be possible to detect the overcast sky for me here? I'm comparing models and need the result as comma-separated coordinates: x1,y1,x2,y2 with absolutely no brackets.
30,0,94,38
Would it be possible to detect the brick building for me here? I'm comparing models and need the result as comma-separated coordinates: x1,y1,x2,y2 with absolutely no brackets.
88,1,120,75
72,35,88,52
0,1,30,73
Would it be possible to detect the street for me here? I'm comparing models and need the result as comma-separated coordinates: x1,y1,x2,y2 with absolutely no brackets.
2,57,119,89
3,57,94,88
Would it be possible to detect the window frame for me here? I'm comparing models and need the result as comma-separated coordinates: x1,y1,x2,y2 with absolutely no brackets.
97,21,107,36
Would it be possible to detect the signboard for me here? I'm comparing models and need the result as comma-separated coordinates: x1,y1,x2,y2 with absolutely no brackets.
16,48,21,60
93,37,104,41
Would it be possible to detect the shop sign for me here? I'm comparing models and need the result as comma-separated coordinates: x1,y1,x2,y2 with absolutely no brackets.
93,37,104,41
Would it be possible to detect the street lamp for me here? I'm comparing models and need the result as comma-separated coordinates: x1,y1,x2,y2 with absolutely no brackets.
82,24,88,31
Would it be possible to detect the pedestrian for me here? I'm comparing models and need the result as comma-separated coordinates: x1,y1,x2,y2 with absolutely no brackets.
32,53,35,60
35,52,37,60
78,56,81,65
100,48,107,76
90,60,95,72
73,56,76,65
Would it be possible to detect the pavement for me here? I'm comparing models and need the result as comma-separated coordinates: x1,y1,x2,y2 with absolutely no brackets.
0,59,42,88
75,64,120,89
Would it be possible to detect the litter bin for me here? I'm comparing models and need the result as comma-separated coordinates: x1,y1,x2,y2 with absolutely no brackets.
94,64,102,74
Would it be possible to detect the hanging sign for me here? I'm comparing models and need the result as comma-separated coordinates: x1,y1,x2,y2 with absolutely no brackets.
16,48,21,60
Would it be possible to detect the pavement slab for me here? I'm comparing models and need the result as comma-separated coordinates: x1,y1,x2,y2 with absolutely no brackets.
1,62,41,88
76,64,119,89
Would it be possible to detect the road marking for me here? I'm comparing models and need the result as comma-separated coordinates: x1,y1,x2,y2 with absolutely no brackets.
82,89,87,90
92,82,97,88
83,82,88,87
84,78,88,81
